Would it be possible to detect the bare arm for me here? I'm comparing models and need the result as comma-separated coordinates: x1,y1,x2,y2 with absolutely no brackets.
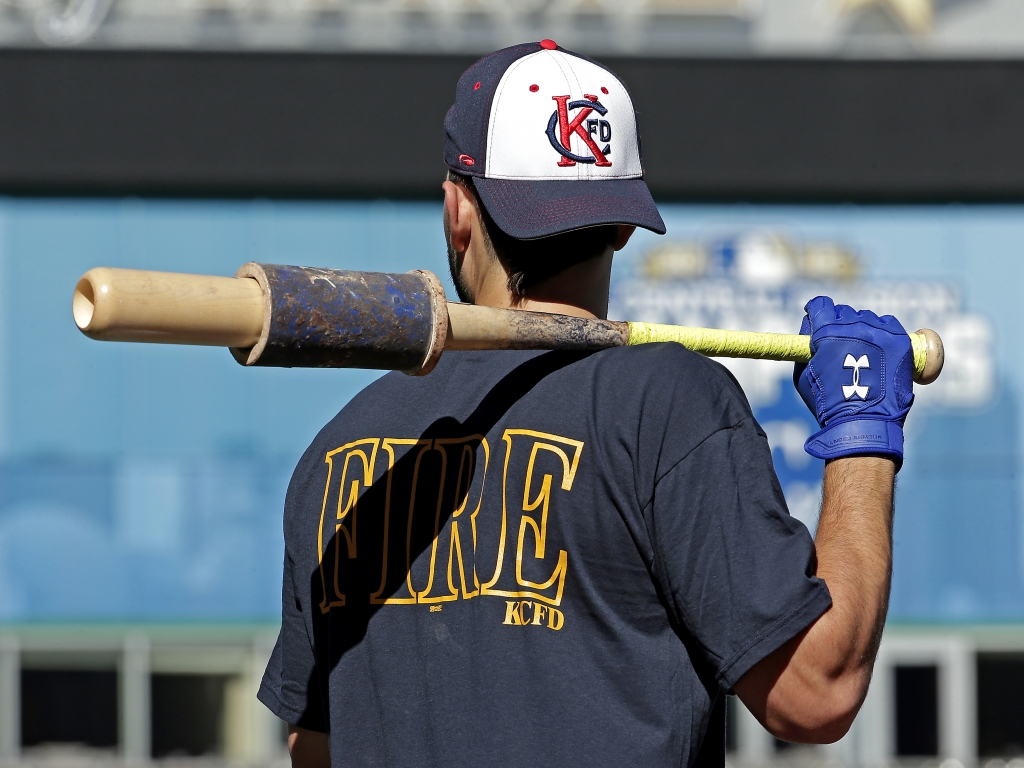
288,725,330,768
734,454,895,743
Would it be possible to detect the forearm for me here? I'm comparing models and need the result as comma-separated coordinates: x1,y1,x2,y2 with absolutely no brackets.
760,455,895,740
288,725,331,768
813,455,894,682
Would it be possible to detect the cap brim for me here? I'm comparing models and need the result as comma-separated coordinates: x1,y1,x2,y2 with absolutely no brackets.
471,177,667,240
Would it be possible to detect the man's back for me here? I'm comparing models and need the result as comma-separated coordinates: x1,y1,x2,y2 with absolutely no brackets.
259,345,829,768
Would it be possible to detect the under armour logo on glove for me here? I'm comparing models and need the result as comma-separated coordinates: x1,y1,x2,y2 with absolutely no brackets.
793,296,915,469
842,354,870,400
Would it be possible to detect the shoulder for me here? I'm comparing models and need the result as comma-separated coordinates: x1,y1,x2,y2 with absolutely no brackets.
588,343,759,467
590,343,752,413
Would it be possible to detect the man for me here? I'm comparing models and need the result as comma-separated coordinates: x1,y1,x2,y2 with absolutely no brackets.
259,41,913,768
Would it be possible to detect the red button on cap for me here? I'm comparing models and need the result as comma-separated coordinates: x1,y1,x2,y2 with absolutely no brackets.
539,39,557,50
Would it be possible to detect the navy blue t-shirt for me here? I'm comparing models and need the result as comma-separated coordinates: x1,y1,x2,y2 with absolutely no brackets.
258,344,831,768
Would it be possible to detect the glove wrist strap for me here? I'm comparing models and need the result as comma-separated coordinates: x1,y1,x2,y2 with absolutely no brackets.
804,419,904,469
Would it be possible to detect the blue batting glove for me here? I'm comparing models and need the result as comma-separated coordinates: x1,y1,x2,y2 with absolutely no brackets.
793,296,915,469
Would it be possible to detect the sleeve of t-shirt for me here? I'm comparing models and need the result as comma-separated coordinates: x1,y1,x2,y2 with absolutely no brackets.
257,552,326,732
645,416,833,692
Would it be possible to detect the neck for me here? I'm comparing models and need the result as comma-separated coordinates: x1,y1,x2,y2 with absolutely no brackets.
471,250,613,320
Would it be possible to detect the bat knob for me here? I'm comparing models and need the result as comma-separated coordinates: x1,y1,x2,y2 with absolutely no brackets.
914,328,944,385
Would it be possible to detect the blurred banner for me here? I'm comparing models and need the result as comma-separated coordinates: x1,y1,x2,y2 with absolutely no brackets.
0,199,1017,625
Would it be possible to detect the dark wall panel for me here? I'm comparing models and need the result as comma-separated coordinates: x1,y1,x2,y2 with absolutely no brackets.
895,665,939,757
623,58,1024,200
1,50,1023,200
978,654,1024,756
0,50,470,196
151,674,228,758
21,669,118,748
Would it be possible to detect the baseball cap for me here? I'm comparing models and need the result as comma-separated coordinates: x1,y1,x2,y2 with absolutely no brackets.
444,40,666,240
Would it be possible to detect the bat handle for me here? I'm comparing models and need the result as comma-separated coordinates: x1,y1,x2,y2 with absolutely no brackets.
626,322,944,385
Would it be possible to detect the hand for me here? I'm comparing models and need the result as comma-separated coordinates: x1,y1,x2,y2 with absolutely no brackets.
793,296,915,468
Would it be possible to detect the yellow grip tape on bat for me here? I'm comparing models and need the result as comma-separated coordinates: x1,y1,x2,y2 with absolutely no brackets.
625,322,929,381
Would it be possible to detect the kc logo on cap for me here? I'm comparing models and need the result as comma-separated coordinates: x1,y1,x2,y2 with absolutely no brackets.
546,95,612,167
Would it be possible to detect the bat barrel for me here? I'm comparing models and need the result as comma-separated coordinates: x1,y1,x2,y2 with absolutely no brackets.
73,267,266,347
73,264,449,376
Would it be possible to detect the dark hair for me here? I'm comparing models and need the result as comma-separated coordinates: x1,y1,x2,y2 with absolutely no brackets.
447,171,618,299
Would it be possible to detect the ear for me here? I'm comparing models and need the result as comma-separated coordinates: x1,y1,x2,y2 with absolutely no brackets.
443,180,476,254
614,225,636,252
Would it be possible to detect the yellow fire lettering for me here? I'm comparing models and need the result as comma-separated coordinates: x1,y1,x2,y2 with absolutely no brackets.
370,439,432,605
531,603,547,626
371,436,490,607
419,437,489,604
317,438,380,613
481,430,582,606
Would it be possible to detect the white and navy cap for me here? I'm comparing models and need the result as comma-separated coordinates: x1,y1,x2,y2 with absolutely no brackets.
444,40,666,240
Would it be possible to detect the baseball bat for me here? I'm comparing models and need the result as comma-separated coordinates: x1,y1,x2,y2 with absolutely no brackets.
73,263,944,385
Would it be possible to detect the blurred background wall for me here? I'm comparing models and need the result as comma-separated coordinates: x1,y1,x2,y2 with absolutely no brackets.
1,1,1023,767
